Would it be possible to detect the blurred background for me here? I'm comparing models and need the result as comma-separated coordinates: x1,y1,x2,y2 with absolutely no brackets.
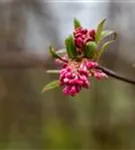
0,0,135,149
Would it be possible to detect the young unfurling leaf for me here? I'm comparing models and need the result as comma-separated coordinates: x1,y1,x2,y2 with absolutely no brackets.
49,45,62,60
46,70,60,74
56,49,66,54
95,18,106,43
84,41,97,59
41,80,60,93
96,40,115,61
74,18,82,29
101,30,117,40
65,35,77,59
95,29,117,60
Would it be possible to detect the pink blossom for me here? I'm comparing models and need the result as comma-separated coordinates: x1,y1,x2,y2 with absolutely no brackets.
58,58,107,96
86,60,98,69
74,27,96,49
55,56,68,67
89,29,95,39
59,62,90,96
92,69,108,79
75,38,83,48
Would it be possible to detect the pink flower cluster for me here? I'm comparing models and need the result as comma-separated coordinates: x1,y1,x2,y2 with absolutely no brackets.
74,27,95,49
54,25,108,96
59,60,107,96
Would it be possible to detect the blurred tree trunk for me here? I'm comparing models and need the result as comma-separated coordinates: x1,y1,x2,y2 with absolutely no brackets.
0,2,44,149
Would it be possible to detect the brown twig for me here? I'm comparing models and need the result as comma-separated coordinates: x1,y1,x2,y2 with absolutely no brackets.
98,65,135,85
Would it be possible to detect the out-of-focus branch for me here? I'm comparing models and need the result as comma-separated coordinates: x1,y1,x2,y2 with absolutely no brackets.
0,51,135,85
98,65,135,85
0,51,48,69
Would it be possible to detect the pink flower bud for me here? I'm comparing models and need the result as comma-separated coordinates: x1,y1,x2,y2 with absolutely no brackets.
65,73,71,78
92,69,108,79
83,80,90,88
69,79,75,84
75,33,82,38
75,38,83,48
63,86,70,95
86,61,98,69
89,29,96,38
63,78,69,83
84,37,93,43
59,59,107,96
79,64,89,76
70,85,77,93
76,85,81,92
74,27,96,50
81,28,88,34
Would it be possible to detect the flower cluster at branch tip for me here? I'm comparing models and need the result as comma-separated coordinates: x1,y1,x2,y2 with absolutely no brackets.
74,27,95,50
58,57,107,96
44,18,117,96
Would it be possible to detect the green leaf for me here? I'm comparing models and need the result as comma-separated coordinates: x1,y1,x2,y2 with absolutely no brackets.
41,80,60,93
46,70,60,74
56,49,66,54
95,30,117,60
65,35,77,59
49,45,62,60
74,18,81,29
84,41,97,59
96,40,115,60
95,18,106,43
101,30,117,40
